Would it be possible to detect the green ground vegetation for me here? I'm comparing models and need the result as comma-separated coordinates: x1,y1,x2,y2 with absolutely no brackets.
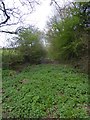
2,64,89,118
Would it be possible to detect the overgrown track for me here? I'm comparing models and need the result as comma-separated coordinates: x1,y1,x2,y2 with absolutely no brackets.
2,64,89,118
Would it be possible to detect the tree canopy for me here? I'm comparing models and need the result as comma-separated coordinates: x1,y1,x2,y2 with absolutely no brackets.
46,2,89,61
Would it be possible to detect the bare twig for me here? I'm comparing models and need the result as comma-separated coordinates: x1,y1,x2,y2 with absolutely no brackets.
0,1,10,25
0,30,18,34
0,0,40,34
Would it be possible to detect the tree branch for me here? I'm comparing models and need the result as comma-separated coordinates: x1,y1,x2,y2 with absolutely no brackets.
0,1,10,26
0,0,40,34
0,30,18,34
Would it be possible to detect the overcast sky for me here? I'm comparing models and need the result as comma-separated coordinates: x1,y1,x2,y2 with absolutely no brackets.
0,0,73,47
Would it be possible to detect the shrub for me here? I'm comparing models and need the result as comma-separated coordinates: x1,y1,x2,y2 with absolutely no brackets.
17,27,46,64
2,27,46,69
2,49,24,69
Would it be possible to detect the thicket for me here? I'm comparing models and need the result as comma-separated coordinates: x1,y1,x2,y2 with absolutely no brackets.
46,2,89,72
2,27,46,69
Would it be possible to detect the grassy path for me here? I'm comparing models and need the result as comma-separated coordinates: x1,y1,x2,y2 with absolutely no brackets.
2,64,89,118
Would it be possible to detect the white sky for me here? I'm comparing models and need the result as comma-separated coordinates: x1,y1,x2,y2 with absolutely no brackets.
0,0,73,47
28,0,52,30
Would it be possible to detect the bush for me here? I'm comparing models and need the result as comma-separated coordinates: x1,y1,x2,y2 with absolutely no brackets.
18,42,45,64
2,49,24,69
2,27,46,69
47,14,88,62
17,27,46,64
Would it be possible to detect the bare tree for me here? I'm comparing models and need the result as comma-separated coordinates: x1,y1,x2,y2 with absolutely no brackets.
50,0,73,19
0,0,40,34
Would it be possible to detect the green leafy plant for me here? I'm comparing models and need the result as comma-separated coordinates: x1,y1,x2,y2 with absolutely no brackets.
2,64,89,118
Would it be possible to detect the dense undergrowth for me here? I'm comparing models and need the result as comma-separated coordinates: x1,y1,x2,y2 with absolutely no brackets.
2,64,89,118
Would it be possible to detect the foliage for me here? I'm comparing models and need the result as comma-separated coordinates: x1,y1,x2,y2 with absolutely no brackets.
2,48,23,69
2,64,89,118
16,27,45,64
2,27,46,68
46,2,89,61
